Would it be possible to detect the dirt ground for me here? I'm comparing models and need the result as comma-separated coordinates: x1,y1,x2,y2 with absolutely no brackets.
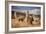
11,16,40,28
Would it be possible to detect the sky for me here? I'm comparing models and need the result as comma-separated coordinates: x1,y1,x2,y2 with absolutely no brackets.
12,6,40,10
12,6,41,15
